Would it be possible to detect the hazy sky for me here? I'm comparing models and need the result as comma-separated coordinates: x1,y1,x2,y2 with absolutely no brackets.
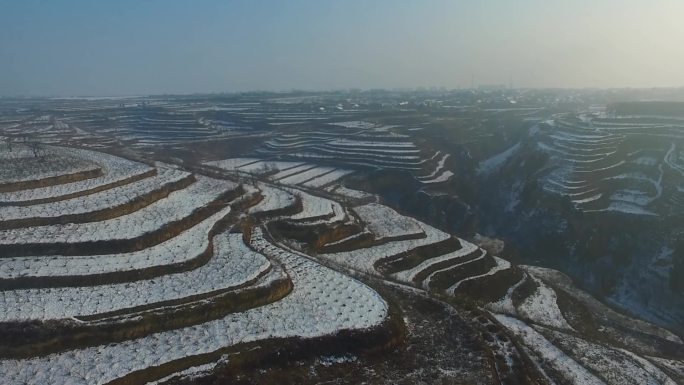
1,0,683,96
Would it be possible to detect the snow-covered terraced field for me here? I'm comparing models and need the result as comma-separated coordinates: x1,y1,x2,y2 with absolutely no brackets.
541,327,676,385
0,232,271,321
250,121,449,183
495,314,606,385
277,166,336,185
421,250,490,291
3,102,682,385
0,228,387,385
352,203,424,242
446,256,511,294
0,150,154,205
391,239,479,283
0,176,236,250
248,183,297,215
301,169,354,188
0,145,100,188
205,157,355,189
81,109,252,147
0,205,232,282
0,167,191,224
287,188,345,222
269,163,317,180
203,158,262,171
534,116,684,216
321,220,450,274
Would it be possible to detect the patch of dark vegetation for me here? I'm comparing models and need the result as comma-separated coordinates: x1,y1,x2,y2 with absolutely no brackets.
511,274,538,309
457,267,524,305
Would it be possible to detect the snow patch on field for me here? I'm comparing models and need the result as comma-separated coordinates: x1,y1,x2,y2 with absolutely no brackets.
486,274,527,315
541,327,676,385
421,170,454,184
287,188,344,222
420,153,449,180
353,203,424,241
277,166,335,185
494,314,605,385
248,183,296,215
517,276,573,330
0,145,100,185
203,158,261,171
478,142,521,175
302,169,354,188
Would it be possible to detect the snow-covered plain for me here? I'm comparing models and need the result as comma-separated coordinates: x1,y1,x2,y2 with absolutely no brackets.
326,185,375,200
477,142,521,175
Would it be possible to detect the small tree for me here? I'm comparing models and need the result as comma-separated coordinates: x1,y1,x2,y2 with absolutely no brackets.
27,141,44,158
